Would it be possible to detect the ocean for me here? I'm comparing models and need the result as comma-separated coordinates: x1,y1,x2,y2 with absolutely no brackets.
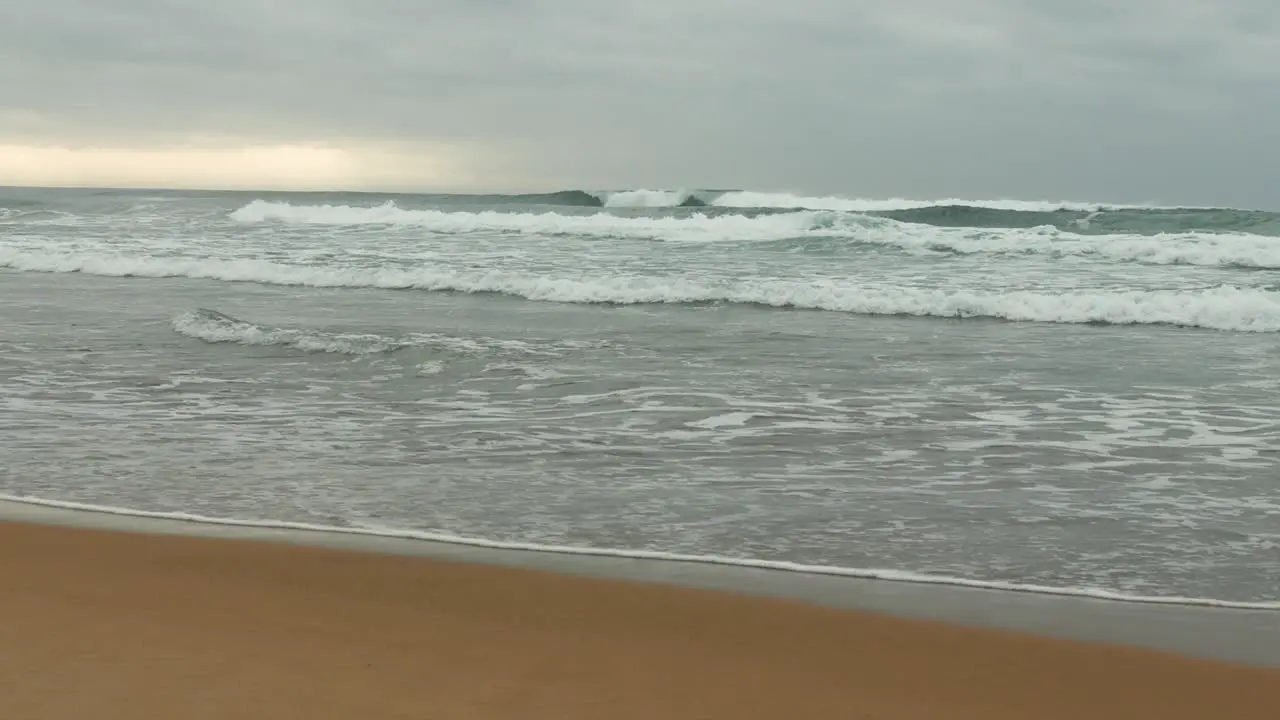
2,186,1278,607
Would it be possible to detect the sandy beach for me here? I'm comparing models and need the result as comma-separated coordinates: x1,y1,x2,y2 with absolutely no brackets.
3,520,1278,720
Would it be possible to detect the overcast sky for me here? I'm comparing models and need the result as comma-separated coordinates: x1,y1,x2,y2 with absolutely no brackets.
1,0,1277,206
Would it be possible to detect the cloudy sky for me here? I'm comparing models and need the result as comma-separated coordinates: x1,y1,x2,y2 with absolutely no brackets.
1,0,1277,206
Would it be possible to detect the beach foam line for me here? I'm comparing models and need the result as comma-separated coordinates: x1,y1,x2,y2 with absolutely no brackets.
3,493,1276,611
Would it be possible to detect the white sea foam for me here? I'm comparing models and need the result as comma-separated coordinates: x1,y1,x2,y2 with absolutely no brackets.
599,189,696,208
2,494,1275,610
7,248,1280,331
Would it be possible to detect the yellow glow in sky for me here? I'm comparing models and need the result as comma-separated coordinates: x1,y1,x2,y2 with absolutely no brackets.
0,143,460,191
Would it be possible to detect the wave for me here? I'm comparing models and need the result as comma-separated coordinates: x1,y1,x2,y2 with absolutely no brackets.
230,199,826,241
837,225,1280,269
2,494,1275,610
446,190,1275,235
172,308,577,356
226,201,1280,268
8,249,1280,332
173,309,415,354
597,189,707,208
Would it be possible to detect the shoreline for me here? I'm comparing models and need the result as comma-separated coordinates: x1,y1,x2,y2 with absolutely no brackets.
4,497,1279,669
5,494,1271,610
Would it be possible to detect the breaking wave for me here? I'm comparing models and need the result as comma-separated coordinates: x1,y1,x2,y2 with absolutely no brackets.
230,200,809,241
8,249,1280,332
225,201,1280,268
598,189,707,208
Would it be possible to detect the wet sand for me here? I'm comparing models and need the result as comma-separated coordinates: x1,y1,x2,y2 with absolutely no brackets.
3,519,1279,720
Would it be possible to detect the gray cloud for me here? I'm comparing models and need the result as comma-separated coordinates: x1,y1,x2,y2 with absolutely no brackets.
2,0,1278,206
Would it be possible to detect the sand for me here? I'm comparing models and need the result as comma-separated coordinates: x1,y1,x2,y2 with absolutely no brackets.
2,520,1278,719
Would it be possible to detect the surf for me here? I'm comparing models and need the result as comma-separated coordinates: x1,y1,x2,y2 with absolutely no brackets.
8,249,1280,332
